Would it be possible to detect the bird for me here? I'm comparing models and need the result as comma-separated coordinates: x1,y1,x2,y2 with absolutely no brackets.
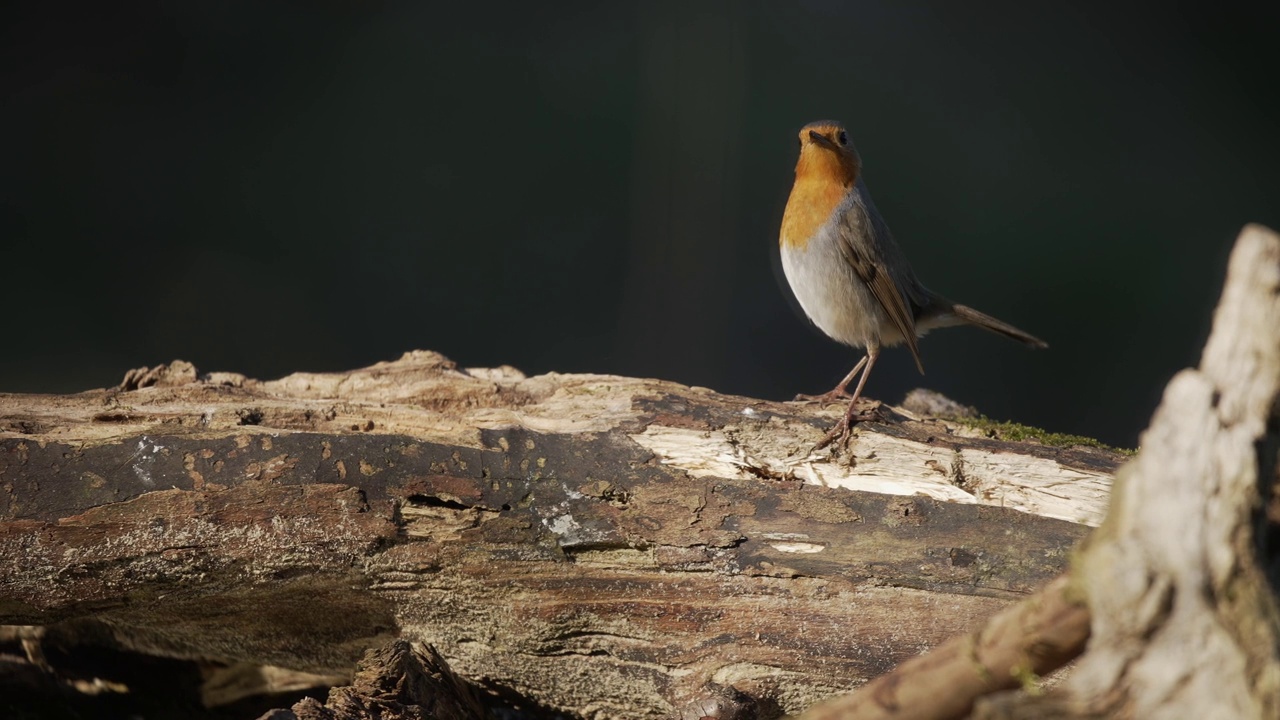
778,120,1047,449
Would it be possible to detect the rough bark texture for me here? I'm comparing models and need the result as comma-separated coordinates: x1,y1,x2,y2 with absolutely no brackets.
797,573,1090,720
0,334,1121,716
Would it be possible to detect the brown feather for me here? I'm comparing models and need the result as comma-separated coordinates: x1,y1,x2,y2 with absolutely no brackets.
836,228,925,373
949,303,1048,349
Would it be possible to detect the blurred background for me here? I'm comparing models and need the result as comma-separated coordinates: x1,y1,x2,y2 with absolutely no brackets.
3,1,1277,449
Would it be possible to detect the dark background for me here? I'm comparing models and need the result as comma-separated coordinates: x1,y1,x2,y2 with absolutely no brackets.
3,1,1277,449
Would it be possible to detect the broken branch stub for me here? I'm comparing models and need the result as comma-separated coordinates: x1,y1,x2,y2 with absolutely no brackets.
1053,224,1280,718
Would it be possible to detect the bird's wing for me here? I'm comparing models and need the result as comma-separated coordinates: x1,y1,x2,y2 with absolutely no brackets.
835,204,925,374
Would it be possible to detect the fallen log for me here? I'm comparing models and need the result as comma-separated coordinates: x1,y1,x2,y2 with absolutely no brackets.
1,314,1123,716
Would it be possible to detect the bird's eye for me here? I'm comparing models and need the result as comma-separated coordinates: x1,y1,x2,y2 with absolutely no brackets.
838,131,848,146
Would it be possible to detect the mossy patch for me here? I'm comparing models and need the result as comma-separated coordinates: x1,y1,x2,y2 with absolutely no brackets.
956,415,1136,455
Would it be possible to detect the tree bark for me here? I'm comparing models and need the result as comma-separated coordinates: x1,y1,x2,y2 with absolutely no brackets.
0,335,1118,716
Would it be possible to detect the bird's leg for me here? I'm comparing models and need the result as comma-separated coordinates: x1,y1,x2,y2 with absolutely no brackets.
813,349,879,450
794,355,868,403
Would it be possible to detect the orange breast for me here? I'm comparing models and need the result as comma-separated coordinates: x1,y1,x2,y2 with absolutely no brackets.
780,177,846,250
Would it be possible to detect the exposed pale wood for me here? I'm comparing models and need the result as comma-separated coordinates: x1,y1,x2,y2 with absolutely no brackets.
0,343,1123,716
634,423,1112,526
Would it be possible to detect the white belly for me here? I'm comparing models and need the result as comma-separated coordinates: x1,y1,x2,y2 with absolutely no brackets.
780,223,893,351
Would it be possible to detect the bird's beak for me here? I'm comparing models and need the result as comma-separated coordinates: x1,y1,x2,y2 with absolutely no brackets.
808,130,838,151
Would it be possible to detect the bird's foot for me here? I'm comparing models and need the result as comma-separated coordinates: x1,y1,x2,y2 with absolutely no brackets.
812,416,853,451
811,400,881,451
793,388,853,404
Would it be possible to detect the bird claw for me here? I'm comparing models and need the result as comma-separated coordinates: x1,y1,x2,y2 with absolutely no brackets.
793,389,853,404
812,417,852,451
811,401,881,452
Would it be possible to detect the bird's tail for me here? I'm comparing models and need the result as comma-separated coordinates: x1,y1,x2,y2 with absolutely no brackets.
949,303,1048,349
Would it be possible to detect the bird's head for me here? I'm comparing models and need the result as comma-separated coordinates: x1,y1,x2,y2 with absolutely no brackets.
794,120,860,187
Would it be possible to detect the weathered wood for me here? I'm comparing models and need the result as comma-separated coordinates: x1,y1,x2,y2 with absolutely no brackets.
798,573,1089,720
0,344,1122,717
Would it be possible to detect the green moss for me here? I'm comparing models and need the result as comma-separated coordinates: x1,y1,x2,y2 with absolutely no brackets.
1011,663,1044,695
957,415,1136,455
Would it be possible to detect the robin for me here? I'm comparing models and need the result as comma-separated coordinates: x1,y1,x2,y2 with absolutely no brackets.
779,120,1047,448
